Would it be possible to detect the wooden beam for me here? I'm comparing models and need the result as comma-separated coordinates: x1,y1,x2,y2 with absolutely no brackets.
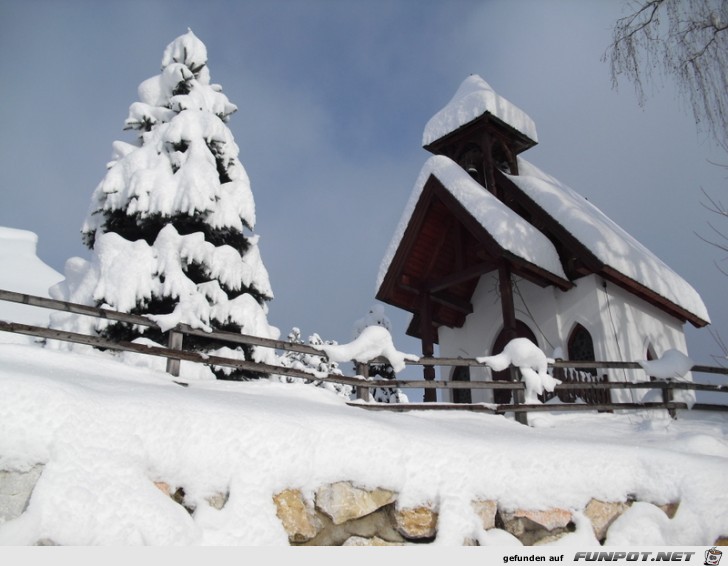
425,261,496,293
430,290,472,314
498,264,528,424
420,293,437,402
399,278,473,315
498,264,517,342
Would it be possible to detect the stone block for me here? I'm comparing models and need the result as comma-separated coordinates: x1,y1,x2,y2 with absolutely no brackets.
274,489,323,543
302,506,405,546
392,504,438,539
658,501,679,519
500,507,572,546
472,499,498,530
0,465,43,523
206,492,229,511
315,482,396,525
584,499,630,541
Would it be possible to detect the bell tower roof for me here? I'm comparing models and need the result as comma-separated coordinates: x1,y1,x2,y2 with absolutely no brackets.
422,75,538,150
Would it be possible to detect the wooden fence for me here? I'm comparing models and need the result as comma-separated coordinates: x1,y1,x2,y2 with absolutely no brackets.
1,288,727,425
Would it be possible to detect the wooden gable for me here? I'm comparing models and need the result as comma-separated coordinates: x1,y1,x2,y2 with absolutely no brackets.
376,174,572,341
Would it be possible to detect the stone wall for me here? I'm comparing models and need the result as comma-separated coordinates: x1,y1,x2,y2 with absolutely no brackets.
2,466,726,546
270,482,664,546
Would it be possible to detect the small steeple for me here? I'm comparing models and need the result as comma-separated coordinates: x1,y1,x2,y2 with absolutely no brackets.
422,75,537,194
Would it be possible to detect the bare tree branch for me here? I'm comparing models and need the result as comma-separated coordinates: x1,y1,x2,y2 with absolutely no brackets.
604,0,728,151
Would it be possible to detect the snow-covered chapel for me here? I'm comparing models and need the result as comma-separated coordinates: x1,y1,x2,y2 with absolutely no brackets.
375,75,711,404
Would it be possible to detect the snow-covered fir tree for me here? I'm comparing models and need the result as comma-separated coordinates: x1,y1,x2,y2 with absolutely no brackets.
353,305,408,403
276,328,352,399
48,30,279,379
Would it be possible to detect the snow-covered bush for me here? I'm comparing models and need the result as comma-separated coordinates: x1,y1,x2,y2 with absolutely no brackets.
48,30,279,379
276,327,352,399
354,306,409,404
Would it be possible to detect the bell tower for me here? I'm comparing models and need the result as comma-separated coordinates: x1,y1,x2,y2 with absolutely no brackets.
421,75,537,198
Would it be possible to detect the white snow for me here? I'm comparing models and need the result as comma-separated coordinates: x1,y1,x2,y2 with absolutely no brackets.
84,30,252,242
508,158,710,324
422,75,538,147
477,337,562,404
1,228,728,546
317,324,418,373
1,341,728,546
0,227,63,344
50,31,279,369
376,155,567,291
48,225,278,365
639,349,695,380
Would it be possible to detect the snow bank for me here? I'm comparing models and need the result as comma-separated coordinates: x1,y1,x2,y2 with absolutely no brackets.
0,227,63,344
423,75,537,147
0,341,727,546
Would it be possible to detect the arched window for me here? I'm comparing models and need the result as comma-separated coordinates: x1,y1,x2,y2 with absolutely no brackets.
646,344,656,361
451,366,472,404
567,324,596,377
565,324,609,405
457,143,484,186
645,343,657,381
492,139,517,175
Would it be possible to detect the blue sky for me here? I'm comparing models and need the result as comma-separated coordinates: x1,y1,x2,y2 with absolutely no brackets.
1,0,726,382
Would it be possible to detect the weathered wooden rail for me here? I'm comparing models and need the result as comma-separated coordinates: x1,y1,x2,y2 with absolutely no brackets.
1,288,727,424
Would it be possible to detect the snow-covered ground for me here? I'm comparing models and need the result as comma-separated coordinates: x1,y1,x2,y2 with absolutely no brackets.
1,228,727,548
1,340,728,547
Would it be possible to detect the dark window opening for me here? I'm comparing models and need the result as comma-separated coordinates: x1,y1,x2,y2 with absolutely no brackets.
557,324,610,405
568,324,597,377
451,366,472,404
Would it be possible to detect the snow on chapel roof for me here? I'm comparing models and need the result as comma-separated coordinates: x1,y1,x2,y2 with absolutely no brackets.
509,158,710,324
376,155,567,291
380,75,709,330
422,75,538,147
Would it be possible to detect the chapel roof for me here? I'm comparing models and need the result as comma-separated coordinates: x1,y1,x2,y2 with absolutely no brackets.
422,75,537,149
376,76,710,331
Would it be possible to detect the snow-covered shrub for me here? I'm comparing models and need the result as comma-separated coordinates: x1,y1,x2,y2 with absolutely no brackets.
276,328,352,399
349,305,409,404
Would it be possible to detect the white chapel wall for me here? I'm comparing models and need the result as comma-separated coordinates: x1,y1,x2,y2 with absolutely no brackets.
437,272,690,404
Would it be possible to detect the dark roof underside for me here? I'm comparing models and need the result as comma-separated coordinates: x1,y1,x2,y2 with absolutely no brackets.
376,176,572,341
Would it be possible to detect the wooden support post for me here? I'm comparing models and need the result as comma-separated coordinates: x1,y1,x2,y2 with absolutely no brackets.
355,361,371,402
166,330,183,377
421,293,437,403
498,265,528,425
663,380,677,419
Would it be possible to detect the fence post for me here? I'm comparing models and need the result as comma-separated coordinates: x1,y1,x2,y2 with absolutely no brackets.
355,361,371,402
663,379,677,419
511,367,528,425
166,330,183,377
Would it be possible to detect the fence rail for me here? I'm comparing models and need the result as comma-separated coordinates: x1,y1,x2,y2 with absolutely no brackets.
1,288,727,424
